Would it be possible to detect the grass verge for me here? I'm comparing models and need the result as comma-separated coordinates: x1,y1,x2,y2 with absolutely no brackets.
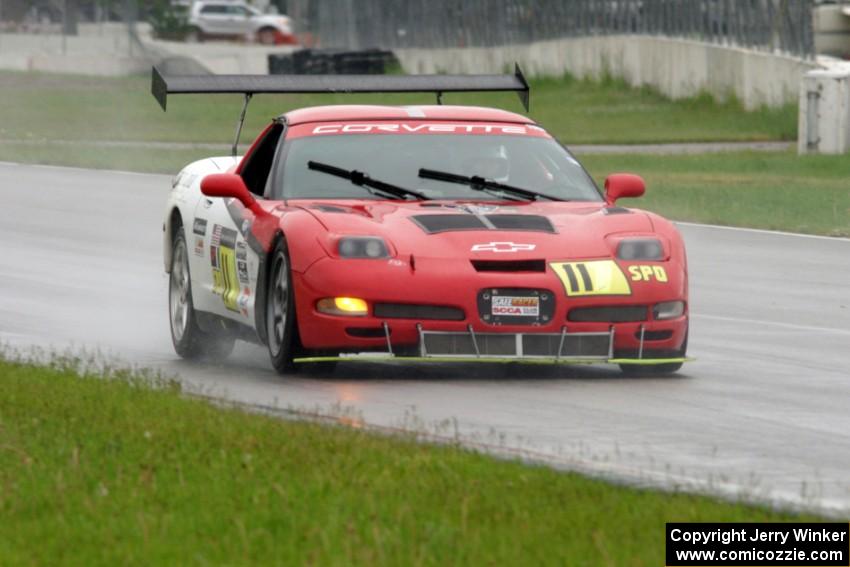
581,151,850,237
0,70,795,146
0,358,818,566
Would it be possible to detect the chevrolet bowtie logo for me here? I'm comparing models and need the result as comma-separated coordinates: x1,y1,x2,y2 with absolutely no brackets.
471,242,536,253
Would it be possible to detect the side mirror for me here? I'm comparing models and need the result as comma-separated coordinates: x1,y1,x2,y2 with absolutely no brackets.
201,173,257,210
604,173,645,205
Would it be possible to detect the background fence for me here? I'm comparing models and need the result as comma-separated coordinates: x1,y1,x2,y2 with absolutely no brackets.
287,0,815,59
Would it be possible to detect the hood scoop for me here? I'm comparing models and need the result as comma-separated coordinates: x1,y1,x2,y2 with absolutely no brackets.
412,214,556,234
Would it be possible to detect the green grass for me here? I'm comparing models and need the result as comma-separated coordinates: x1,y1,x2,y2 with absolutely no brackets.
0,70,795,146
582,151,850,237
0,358,819,566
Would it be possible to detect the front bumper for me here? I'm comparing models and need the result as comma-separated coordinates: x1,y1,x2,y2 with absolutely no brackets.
293,255,688,358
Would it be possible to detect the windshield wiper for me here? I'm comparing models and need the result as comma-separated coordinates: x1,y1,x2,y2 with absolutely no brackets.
308,161,428,201
418,168,563,202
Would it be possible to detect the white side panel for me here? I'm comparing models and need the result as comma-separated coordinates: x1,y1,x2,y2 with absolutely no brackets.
799,69,850,155
163,156,261,329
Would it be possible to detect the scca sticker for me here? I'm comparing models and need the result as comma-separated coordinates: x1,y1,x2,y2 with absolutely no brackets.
628,265,668,282
491,296,540,316
549,260,631,296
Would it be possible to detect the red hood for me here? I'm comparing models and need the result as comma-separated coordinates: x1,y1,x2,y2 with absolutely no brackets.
294,200,655,260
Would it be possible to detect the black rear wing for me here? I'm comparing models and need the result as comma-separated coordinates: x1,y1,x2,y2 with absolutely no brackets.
150,64,530,112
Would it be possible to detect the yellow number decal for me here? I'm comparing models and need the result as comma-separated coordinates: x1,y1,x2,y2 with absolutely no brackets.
211,225,241,312
549,260,632,296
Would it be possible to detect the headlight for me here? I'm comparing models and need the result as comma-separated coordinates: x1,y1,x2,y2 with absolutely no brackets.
653,301,685,320
338,237,389,259
317,297,368,316
617,238,663,261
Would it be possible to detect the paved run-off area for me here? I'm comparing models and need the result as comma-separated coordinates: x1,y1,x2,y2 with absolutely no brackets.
1,163,849,515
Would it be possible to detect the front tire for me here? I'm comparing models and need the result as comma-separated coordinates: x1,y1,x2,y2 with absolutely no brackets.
266,237,299,374
169,229,234,361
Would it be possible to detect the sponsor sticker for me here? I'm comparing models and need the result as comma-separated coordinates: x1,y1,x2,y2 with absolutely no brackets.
236,241,247,260
194,236,204,257
237,260,249,284
628,265,668,282
491,295,540,317
192,218,207,236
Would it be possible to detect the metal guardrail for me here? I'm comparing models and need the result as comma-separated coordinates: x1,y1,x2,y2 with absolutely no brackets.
287,0,815,59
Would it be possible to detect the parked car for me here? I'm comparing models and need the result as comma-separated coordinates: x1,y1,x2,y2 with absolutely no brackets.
187,1,297,45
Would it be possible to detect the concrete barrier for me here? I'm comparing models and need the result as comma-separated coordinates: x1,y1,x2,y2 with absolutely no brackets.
0,23,152,76
0,23,295,76
139,38,297,75
396,35,818,110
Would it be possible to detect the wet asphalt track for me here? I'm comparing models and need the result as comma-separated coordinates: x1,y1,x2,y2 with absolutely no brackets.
1,162,849,514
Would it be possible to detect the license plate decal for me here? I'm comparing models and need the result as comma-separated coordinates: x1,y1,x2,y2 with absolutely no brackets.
478,288,555,326
491,295,540,317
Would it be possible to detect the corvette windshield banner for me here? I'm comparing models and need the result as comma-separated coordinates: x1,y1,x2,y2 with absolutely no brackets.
287,122,552,139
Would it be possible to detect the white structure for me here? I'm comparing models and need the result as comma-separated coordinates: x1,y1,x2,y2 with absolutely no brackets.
395,36,816,111
798,68,850,154
813,3,850,58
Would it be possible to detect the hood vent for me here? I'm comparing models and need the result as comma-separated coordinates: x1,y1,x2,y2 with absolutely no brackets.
412,214,555,234
311,205,349,213
487,214,554,232
471,259,546,273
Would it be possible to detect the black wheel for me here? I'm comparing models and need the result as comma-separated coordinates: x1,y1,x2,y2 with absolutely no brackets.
169,228,235,361
257,27,277,45
619,328,688,376
266,237,300,374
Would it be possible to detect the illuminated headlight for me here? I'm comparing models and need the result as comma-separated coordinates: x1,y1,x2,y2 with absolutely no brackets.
617,238,663,261
653,301,685,320
317,297,368,316
338,237,389,259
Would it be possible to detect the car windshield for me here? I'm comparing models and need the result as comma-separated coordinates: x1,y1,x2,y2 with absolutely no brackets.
275,132,602,202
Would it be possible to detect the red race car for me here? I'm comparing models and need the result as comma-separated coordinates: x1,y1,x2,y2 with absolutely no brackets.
154,66,688,375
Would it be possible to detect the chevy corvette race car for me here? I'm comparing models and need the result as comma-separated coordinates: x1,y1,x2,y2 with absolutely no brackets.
154,66,688,375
